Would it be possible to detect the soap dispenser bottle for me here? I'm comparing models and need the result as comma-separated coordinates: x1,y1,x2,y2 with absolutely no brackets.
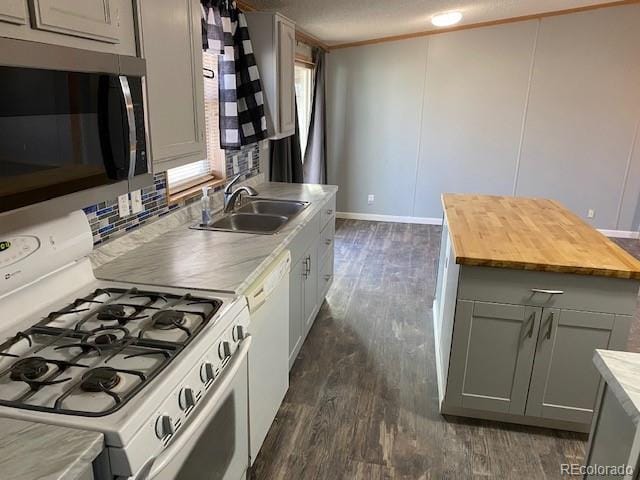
201,186,212,226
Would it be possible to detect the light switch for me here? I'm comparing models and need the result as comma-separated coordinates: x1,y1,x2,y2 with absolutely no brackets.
131,190,144,214
118,194,131,218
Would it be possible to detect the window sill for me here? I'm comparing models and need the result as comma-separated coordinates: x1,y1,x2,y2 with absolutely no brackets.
168,176,226,206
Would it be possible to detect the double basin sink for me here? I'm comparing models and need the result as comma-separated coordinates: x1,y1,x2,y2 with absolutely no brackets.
194,198,310,235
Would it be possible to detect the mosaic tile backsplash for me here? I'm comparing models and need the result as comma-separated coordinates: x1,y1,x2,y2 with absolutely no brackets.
83,145,261,245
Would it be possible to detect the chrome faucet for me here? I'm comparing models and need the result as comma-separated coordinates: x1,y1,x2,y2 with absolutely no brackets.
223,175,258,213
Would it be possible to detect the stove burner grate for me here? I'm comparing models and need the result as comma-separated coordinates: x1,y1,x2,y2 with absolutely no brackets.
0,287,223,416
9,357,49,381
80,367,121,392
152,310,187,330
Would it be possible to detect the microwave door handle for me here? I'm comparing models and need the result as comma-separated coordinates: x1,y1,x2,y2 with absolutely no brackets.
119,75,137,179
141,336,252,480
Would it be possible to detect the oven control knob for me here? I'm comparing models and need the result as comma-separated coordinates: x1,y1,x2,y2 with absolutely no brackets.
200,362,215,384
155,415,174,439
178,387,196,411
218,341,231,360
233,325,245,342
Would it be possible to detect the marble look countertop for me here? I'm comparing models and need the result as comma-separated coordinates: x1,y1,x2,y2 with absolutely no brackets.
0,418,103,480
95,182,338,294
594,349,640,424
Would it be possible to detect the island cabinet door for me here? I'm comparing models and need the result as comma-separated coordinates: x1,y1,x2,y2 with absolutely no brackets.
525,309,628,425
447,301,541,415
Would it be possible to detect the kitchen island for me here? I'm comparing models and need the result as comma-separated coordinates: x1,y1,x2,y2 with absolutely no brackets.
433,194,640,432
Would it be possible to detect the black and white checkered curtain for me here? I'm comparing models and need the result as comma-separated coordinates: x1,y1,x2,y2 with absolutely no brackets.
202,1,268,150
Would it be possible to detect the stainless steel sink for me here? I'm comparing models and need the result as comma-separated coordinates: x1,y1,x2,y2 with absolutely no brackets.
236,199,309,217
197,213,289,235
192,198,310,235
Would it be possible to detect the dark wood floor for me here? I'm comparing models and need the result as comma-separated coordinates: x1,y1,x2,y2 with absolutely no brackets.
250,220,640,480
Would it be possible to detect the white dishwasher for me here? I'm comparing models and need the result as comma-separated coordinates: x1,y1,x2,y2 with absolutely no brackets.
245,250,291,464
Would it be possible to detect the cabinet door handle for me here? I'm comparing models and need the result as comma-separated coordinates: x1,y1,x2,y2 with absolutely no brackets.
302,258,309,279
531,288,564,295
325,238,332,246
324,274,332,282
526,312,535,338
544,312,554,340
326,209,334,215
307,256,312,275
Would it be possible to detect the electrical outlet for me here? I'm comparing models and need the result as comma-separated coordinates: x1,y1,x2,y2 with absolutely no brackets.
587,209,595,219
131,190,143,214
118,194,131,218
248,155,254,169
367,194,375,205
233,155,240,174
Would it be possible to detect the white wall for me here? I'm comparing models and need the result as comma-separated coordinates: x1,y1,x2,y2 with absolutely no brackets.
326,4,640,231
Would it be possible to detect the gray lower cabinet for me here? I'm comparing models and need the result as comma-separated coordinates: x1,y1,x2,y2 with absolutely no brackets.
288,195,336,369
138,0,206,171
448,301,541,415
29,0,121,44
289,256,305,366
586,385,639,479
302,239,319,337
526,309,627,424
0,0,27,25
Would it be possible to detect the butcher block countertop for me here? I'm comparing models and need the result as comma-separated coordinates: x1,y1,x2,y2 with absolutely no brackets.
442,194,640,280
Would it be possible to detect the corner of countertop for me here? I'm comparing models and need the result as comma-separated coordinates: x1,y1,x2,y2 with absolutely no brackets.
593,349,640,424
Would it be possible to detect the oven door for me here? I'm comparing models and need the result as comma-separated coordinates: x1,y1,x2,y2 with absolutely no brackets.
130,337,251,480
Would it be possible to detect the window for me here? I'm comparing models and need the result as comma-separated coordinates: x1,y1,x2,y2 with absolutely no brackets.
167,52,226,202
295,62,314,159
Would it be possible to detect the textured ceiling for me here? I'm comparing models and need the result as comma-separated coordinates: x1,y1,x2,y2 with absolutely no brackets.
248,0,621,45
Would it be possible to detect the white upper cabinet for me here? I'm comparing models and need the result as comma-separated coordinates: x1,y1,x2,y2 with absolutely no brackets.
29,0,122,44
138,0,206,171
245,12,296,139
0,1,28,25
0,0,137,55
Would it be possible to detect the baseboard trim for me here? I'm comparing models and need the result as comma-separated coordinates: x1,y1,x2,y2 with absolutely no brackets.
337,211,639,239
598,229,640,239
336,212,442,225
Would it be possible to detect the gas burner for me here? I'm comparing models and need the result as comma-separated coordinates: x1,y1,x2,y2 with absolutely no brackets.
9,357,48,381
97,305,126,321
95,333,118,345
0,286,224,416
152,311,186,330
80,367,121,392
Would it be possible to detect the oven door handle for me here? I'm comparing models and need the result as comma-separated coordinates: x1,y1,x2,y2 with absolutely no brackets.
136,336,252,480
119,75,137,180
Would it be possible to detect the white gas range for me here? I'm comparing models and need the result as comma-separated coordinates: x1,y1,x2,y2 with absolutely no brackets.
0,211,251,480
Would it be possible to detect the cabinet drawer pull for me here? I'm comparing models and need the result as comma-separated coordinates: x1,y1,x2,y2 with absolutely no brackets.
531,288,564,295
544,313,554,340
526,313,535,338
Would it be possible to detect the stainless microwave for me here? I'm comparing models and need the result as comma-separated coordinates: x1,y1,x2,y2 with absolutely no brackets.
0,38,151,215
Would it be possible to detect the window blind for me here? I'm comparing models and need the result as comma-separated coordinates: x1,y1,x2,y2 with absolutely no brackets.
166,159,211,189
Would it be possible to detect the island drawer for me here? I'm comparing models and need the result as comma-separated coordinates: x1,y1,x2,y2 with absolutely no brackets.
457,266,640,316
320,194,336,229
318,220,335,263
